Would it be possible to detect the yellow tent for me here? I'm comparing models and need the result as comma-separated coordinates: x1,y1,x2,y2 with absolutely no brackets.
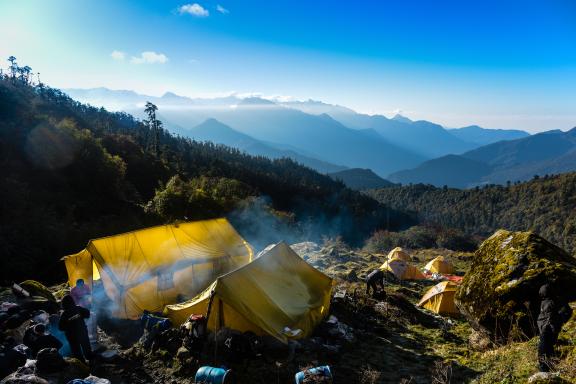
387,247,412,262
417,281,459,316
379,258,425,280
164,242,334,343
424,256,454,274
62,219,253,319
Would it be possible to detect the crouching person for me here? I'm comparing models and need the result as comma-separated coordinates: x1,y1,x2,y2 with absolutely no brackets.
365,269,385,298
537,284,573,372
58,295,92,364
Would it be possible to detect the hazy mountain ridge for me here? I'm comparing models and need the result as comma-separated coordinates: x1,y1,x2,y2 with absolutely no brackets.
184,118,347,173
389,128,576,187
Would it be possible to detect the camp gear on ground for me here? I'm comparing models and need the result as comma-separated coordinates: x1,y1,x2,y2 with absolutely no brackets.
379,258,425,280
59,295,92,363
181,314,207,355
62,218,253,319
140,312,172,349
35,347,66,374
165,242,334,343
23,324,63,357
424,256,454,274
195,366,233,384
387,247,411,262
417,281,459,316
295,365,333,384
0,342,27,379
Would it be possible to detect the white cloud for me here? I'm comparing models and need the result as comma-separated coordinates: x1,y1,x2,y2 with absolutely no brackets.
130,51,169,64
179,3,209,17
110,50,126,61
216,4,229,14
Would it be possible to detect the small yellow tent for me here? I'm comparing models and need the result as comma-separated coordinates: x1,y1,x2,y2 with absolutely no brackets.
164,242,334,343
387,247,412,262
424,256,454,274
417,281,459,316
62,218,253,319
380,258,425,280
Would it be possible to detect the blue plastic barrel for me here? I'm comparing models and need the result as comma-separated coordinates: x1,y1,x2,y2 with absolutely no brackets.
295,365,332,384
195,366,232,384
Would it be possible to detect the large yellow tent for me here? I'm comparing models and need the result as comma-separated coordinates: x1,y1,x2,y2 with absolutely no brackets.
387,247,412,262
62,219,253,319
164,242,334,343
417,281,459,316
424,256,454,274
379,258,425,280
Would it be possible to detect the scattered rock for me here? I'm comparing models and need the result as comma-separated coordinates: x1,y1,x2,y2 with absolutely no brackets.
455,230,576,342
527,371,565,383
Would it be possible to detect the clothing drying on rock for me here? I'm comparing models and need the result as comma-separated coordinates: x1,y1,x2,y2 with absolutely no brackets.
58,295,92,363
537,284,573,372
365,269,385,298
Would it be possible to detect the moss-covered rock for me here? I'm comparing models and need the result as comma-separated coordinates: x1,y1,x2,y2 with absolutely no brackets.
19,280,57,302
455,230,576,342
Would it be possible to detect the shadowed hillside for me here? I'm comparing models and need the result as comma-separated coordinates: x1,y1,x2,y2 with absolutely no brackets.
0,76,415,282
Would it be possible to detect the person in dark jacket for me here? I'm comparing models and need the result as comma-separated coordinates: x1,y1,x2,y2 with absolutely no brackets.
22,323,62,358
58,295,92,363
537,284,573,372
365,269,385,298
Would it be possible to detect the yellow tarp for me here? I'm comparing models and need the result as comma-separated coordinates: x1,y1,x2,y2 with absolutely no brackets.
379,257,425,280
387,247,411,262
62,218,253,319
164,242,334,343
424,256,454,274
417,281,459,315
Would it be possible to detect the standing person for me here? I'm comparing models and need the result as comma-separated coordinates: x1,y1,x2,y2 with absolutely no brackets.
537,284,573,372
365,269,385,298
70,279,97,343
58,295,92,364
70,279,91,310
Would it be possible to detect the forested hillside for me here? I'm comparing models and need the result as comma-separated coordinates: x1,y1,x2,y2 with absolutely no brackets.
0,71,414,283
367,173,576,253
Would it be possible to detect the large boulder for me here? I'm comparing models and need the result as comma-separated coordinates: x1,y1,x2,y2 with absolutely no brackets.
455,229,576,342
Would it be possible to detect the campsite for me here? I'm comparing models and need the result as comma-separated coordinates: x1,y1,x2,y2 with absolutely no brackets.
1,218,575,383
2,2,576,381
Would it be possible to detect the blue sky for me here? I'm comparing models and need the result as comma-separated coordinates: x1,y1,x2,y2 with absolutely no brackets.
1,0,575,132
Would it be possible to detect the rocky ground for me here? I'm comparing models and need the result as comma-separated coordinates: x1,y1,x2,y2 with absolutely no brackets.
2,239,575,383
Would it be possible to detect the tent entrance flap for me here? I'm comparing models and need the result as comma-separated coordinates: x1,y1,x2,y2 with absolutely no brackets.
62,218,253,320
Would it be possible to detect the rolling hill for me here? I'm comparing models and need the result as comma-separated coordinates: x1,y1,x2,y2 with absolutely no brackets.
328,168,395,190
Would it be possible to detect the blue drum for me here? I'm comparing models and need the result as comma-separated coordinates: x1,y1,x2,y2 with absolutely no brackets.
295,365,332,384
194,366,232,384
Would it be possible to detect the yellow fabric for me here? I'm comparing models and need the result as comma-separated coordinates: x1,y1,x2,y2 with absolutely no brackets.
424,256,454,274
164,242,334,343
417,281,459,315
62,219,253,319
387,247,411,262
379,257,425,280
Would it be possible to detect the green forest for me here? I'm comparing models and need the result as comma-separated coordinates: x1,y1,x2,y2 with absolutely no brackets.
0,60,414,283
367,175,576,254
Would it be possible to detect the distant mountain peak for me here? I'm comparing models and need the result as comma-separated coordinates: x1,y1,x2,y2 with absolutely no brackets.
392,114,413,124
239,97,277,106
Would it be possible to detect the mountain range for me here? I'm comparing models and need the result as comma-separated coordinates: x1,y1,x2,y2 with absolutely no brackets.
390,128,576,187
66,88,544,184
